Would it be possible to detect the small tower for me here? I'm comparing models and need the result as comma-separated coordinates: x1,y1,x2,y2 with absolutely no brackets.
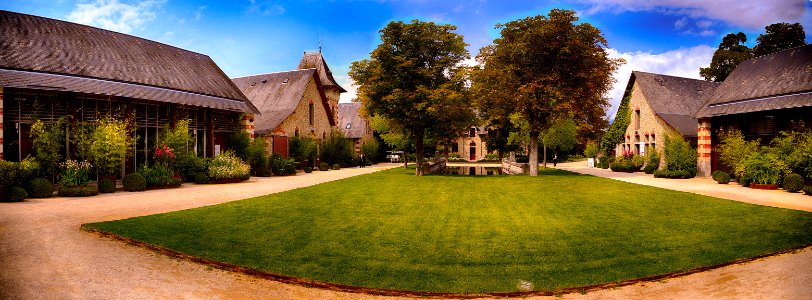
298,51,346,125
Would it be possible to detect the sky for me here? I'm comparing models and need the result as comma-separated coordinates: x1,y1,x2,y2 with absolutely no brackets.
2,0,811,119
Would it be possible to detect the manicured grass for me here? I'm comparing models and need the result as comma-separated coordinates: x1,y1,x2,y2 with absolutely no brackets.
85,167,812,293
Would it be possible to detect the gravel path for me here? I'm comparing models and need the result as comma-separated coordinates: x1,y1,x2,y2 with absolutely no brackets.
1,162,809,299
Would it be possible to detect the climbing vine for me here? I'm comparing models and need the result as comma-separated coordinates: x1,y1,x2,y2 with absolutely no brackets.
600,85,633,155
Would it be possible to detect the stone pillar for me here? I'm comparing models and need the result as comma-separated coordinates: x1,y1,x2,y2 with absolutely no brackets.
241,113,255,140
697,118,712,177
0,86,4,160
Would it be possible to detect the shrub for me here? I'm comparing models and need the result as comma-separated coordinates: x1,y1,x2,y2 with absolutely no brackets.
738,176,753,187
91,118,132,176
804,185,812,196
160,119,194,160
177,156,209,182
319,162,330,171
194,173,209,184
30,119,65,178
643,146,660,174
332,164,341,170
630,155,644,171
246,137,271,176
770,130,812,179
783,173,804,193
321,129,355,167
584,141,599,159
610,157,636,172
58,185,99,197
735,151,789,185
361,139,380,164
98,179,116,193
289,136,318,168
123,173,147,192
0,160,20,187
28,178,54,198
270,154,297,176
59,160,92,188
711,170,723,181
448,153,467,162
19,157,41,184
659,134,697,178
228,130,253,162
304,167,313,173
208,151,251,180
714,171,730,184
138,165,181,187
7,186,28,202
717,129,760,173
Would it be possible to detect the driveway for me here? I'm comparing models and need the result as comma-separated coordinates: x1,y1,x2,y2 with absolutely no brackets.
1,161,809,299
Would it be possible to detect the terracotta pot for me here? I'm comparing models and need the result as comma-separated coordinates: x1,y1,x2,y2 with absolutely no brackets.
750,183,778,190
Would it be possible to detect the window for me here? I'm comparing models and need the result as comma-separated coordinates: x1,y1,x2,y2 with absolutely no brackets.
309,103,314,126
346,123,351,129
635,109,640,131
469,127,476,137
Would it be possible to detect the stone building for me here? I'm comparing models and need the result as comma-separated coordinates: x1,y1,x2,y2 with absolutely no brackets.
614,71,718,160
337,102,373,154
694,45,812,177
231,52,345,157
0,10,257,174
450,126,492,161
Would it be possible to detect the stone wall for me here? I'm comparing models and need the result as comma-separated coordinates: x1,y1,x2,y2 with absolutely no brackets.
615,81,680,167
274,76,334,142
452,128,491,161
0,86,3,160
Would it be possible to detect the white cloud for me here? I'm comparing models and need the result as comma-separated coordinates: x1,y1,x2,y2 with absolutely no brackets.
579,0,805,29
336,75,359,103
605,44,715,119
674,17,688,29
67,0,166,34
194,6,206,21
247,0,286,16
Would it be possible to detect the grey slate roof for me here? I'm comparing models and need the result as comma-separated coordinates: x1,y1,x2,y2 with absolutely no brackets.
627,71,720,137
0,10,257,113
298,51,347,93
232,69,333,135
338,102,366,139
695,44,812,118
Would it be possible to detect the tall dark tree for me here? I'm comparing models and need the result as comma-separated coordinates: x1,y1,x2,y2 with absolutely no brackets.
472,9,621,176
349,20,470,175
700,32,753,82
754,22,807,56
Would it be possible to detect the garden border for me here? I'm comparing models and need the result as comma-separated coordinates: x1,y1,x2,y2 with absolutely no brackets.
80,225,812,298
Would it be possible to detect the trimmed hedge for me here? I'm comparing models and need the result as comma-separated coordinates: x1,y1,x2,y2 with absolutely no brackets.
58,185,100,197
714,171,730,184
783,174,804,193
304,167,313,173
332,164,341,170
804,185,812,196
8,186,28,202
98,179,116,193
123,173,147,192
194,173,209,184
28,178,54,198
319,163,330,171
653,169,695,179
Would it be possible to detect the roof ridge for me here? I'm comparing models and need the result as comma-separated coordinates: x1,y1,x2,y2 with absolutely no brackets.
231,69,315,80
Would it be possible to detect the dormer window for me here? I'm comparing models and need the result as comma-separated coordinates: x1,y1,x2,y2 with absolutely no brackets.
346,123,351,129
282,78,289,84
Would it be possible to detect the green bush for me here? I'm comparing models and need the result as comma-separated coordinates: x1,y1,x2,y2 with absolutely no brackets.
332,164,341,170
659,134,696,178
208,151,251,180
711,170,723,181
228,130,252,162
319,162,330,171
194,173,209,184
123,173,147,192
98,179,116,193
59,160,92,188
289,136,318,168
717,129,761,173
0,160,20,187
28,178,54,198
783,173,804,193
770,130,812,179
30,119,65,178
610,157,636,172
584,141,599,159
738,176,753,187
361,139,380,164
58,185,99,197
643,146,660,174
91,118,132,176
735,151,788,185
304,167,313,173
177,156,209,182
598,157,610,169
270,154,297,176
7,186,28,202
139,165,181,187
321,129,356,167
630,155,644,171
714,171,730,184
804,185,812,196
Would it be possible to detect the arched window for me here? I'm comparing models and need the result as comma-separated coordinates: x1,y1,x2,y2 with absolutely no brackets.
309,102,314,126
294,129,299,137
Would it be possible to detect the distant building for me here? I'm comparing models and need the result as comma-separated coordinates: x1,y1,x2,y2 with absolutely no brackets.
695,45,812,177
337,102,373,154
0,10,257,174
614,71,719,160
450,126,492,161
231,52,345,157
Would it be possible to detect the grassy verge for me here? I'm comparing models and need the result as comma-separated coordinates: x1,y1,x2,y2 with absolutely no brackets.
85,168,812,293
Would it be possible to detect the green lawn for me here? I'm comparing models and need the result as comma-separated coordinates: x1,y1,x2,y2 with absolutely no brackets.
84,167,812,293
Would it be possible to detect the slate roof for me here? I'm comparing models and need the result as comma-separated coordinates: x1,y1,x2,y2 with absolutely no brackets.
338,102,367,139
232,69,333,135
695,44,812,118
0,10,257,113
298,51,347,93
627,71,720,137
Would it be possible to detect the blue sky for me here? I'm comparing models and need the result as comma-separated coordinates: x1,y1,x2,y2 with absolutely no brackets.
3,0,811,118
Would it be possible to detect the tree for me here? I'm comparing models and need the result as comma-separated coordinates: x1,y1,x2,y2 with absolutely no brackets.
754,22,807,56
700,32,753,82
472,9,621,176
369,115,412,168
349,20,470,175
543,117,577,158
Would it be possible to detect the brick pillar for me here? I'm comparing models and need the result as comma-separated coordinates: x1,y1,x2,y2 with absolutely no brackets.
241,113,255,141
0,86,4,160
697,118,712,177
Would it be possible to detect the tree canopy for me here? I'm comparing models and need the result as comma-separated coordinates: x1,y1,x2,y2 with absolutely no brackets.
754,22,807,56
350,20,471,175
472,9,621,175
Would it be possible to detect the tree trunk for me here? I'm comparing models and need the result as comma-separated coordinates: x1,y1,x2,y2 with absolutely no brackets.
529,132,539,176
403,150,408,168
543,140,547,169
414,130,425,176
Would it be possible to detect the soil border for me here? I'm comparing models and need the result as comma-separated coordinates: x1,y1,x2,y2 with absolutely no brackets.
80,225,812,299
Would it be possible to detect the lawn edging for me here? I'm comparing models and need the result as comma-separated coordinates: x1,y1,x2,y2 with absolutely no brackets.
80,224,812,298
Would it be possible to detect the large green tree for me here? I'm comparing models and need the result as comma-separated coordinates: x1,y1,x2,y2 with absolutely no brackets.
349,20,470,175
700,32,753,82
472,9,621,176
754,22,807,56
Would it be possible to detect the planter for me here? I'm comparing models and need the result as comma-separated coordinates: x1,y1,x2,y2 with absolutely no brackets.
209,178,243,184
750,183,778,190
